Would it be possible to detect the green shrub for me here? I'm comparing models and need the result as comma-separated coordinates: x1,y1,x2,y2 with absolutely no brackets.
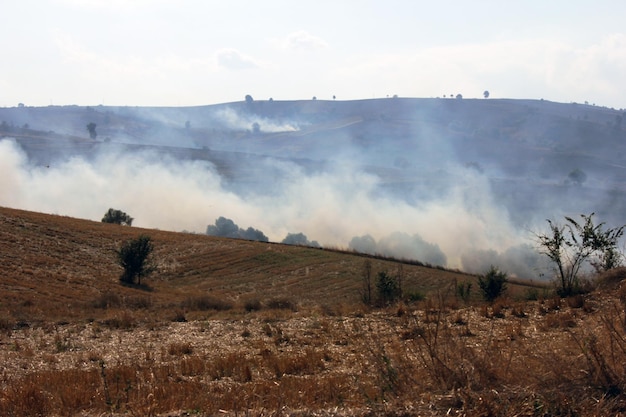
116,235,154,286
478,266,507,302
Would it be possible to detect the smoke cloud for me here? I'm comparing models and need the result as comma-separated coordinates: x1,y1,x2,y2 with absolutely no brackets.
0,136,533,276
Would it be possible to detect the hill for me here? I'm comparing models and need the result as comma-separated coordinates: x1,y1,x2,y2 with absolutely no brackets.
0,205,476,323
1,207,626,416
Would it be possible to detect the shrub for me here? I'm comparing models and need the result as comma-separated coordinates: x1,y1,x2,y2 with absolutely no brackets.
102,208,133,226
244,298,262,312
478,266,507,302
266,298,297,311
376,271,401,306
404,290,425,303
182,295,233,311
456,281,473,304
116,235,155,286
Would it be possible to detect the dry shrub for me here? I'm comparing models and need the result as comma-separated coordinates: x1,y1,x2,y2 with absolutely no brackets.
244,298,262,312
491,299,506,318
261,348,326,378
168,342,193,356
0,315,13,334
510,302,527,318
543,311,577,329
566,294,585,309
266,298,298,311
262,322,273,337
125,295,152,309
208,352,253,381
0,379,50,417
182,294,233,311
170,309,186,322
547,296,562,311
179,355,205,376
595,267,626,289
570,308,626,400
0,368,103,417
101,310,136,329
92,290,121,309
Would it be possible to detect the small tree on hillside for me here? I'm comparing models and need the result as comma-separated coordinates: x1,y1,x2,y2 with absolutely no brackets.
116,235,155,286
102,208,133,226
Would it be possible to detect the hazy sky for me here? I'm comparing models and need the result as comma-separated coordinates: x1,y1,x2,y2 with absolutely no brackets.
2,0,626,108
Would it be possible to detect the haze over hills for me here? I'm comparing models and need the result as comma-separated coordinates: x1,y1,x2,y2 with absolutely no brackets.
2,97,625,279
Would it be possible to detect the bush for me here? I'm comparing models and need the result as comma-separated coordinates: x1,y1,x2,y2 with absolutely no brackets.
478,266,507,302
244,298,262,312
116,235,154,286
456,281,473,304
182,295,233,311
102,208,133,226
376,271,401,306
404,290,425,303
266,298,297,311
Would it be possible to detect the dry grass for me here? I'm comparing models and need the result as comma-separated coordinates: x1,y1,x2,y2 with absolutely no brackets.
3,206,625,416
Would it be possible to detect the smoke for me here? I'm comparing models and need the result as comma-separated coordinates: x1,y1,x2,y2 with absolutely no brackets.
215,107,301,133
0,137,540,277
350,232,447,267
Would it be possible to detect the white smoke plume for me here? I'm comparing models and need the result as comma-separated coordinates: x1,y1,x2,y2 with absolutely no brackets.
215,107,301,133
0,137,540,276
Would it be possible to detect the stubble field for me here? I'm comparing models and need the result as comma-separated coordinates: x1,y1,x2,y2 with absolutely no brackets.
1,206,625,416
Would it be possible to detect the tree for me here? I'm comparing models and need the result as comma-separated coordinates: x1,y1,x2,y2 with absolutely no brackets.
536,213,625,296
483,90,490,99
206,216,268,242
86,122,97,139
116,235,155,286
245,95,254,104
478,266,507,302
281,232,320,247
102,208,133,226
456,94,463,100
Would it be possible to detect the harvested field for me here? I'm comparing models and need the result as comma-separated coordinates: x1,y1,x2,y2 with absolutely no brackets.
1,207,625,416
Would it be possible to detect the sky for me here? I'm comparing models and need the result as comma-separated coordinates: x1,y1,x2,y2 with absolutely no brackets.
2,0,626,108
